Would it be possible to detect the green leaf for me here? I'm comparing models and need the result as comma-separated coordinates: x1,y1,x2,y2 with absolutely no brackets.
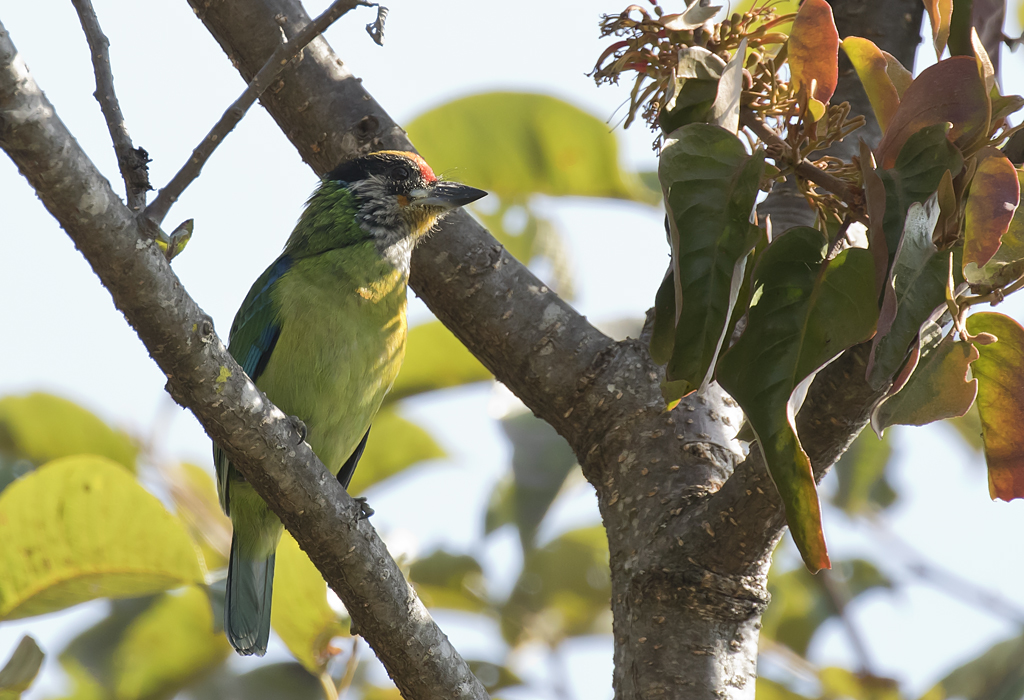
659,123,764,395
466,661,522,693
0,393,137,473
484,475,516,536
272,532,347,673
109,587,230,700
872,332,978,432
920,630,1024,700
964,149,1021,279
501,526,611,645
408,550,488,613
0,456,203,620
946,403,984,452
58,597,158,699
386,321,492,403
649,270,676,366
0,636,43,700
717,228,878,571
347,408,445,493
500,412,579,550
756,678,815,700
188,663,324,700
841,37,900,133
876,56,990,169
659,47,726,133
965,312,1024,501
407,92,653,203
832,429,896,515
868,198,947,389
820,667,900,700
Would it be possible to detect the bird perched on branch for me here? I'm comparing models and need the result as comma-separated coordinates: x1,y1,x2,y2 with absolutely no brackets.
213,150,486,656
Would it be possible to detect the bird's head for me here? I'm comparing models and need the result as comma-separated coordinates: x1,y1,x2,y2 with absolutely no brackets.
326,150,487,248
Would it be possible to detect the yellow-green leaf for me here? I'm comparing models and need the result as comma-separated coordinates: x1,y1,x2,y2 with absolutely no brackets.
347,409,444,494
110,587,230,700
407,92,652,203
408,550,488,613
387,321,492,402
0,393,137,472
272,532,347,673
0,456,203,620
841,37,900,133
166,463,230,574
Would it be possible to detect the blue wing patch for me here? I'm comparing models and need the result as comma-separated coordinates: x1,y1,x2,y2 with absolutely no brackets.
216,254,293,515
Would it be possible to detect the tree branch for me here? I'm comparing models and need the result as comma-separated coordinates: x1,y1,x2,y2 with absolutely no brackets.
144,0,378,225
70,0,150,211
0,21,485,700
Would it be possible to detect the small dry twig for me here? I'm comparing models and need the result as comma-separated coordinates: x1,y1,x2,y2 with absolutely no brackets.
144,0,384,225
71,0,151,211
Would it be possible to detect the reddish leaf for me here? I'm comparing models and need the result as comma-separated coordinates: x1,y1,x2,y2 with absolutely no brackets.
970,169,1024,287
871,333,978,434
966,313,1024,500
875,57,990,169
964,148,1020,276
788,0,839,106
923,0,953,58
841,38,900,133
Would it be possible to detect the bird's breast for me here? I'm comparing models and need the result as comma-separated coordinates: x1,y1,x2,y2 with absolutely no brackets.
256,250,409,476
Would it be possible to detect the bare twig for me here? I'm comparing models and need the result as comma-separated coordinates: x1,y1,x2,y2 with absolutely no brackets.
869,518,1024,624
817,570,877,676
71,0,150,211
741,110,865,212
143,0,381,225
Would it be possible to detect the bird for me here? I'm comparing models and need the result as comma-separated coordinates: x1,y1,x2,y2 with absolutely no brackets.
213,150,486,656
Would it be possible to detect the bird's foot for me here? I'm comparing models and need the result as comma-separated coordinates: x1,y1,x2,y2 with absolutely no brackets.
288,415,307,444
355,496,374,520
349,618,362,637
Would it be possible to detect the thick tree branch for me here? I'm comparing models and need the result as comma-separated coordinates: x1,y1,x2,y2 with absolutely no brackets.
70,0,150,211
0,22,485,700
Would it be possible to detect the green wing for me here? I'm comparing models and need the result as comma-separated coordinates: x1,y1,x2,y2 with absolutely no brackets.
214,255,293,514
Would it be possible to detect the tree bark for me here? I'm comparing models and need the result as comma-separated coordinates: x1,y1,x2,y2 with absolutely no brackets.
1,0,926,697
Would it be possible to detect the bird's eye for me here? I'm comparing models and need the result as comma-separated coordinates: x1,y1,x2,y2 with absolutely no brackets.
393,166,411,180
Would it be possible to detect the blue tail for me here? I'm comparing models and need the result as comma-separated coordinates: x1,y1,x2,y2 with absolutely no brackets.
225,533,275,656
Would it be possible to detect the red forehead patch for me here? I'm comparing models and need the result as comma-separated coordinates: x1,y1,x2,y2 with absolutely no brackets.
405,152,437,182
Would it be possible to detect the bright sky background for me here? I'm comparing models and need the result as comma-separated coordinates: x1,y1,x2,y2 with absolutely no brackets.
1,1,1024,698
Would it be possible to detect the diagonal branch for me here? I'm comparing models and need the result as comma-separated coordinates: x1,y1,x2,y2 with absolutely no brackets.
71,0,150,211
0,21,485,700
143,0,381,225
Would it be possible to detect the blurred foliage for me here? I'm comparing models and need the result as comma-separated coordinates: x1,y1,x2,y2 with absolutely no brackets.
0,636,43,700
761,559,891,657
0,393,137,477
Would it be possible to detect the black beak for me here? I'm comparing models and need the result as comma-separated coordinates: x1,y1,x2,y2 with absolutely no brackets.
410,181,488,209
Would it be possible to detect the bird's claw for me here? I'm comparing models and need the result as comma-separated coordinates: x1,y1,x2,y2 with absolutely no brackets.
355,496,374,520
289,415,307,444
